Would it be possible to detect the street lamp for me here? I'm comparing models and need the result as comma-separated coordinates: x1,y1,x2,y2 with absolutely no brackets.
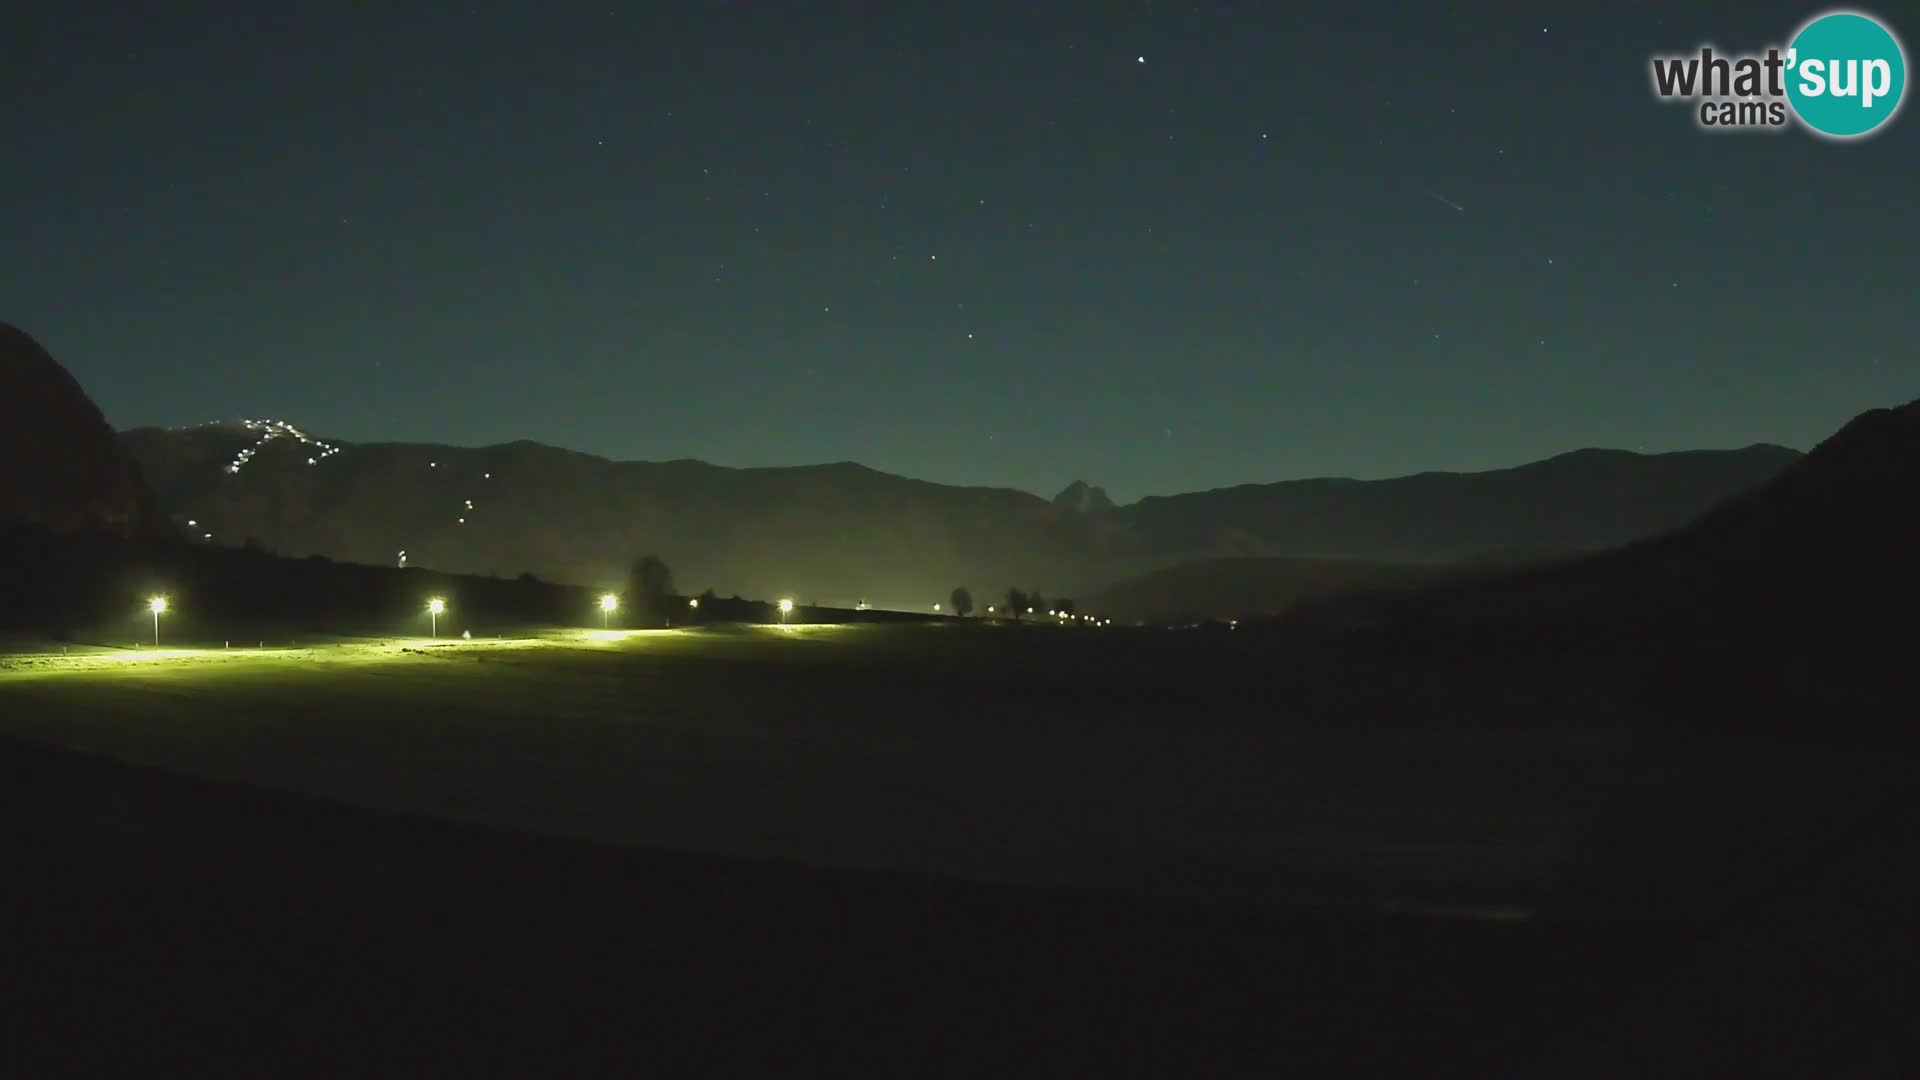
600,593,618,629
148,596,168,647
778,597,794,625
427,597,446,639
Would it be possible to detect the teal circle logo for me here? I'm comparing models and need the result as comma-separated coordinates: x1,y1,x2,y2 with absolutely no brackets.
1786,10,1907,138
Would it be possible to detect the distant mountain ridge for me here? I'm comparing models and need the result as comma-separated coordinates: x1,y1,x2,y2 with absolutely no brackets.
119,416,1802,606
1121,444,1803,564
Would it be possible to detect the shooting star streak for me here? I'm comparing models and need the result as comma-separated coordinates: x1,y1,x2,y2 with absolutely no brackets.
1426,189,1466,212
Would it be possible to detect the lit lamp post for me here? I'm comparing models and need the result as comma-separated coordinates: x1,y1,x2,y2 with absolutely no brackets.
778,598,794,625
427,597,446,639
600,593,618,629
148,596,168,647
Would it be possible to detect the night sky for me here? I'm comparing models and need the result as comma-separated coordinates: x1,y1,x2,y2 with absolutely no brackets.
4,2,1914,501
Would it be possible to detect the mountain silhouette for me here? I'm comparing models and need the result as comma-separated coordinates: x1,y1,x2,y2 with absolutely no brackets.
1283,397,1920,743
0,324,169,540
120,419,1801,604
1121,445,1801,564
1053,481,1116,514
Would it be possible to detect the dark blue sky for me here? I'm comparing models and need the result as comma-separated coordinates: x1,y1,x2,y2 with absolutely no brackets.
4,2,1915,501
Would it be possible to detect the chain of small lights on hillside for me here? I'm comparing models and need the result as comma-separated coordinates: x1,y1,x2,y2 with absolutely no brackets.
180,418,344,542
387,460,495,564
222,417,342,474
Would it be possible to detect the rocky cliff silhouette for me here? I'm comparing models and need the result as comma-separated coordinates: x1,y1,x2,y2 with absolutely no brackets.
0,324,169,540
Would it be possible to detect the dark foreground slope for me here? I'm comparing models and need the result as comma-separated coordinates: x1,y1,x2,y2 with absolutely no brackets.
1279,398,1920,741
1371,398,1920,626
0,733,1685,1076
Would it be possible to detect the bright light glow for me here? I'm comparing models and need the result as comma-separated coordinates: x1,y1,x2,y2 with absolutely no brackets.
148,596,168,614
933,603,942,611
986,605,995,613
687,598,699,609
1026,607,1034,614
427,598,446,615
600,594,619,612
778,598,794,613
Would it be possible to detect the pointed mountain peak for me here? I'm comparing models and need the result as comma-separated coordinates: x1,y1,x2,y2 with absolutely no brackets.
1054,480,1115,513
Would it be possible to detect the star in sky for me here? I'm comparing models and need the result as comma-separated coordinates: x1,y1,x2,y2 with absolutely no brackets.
1,2,1912,502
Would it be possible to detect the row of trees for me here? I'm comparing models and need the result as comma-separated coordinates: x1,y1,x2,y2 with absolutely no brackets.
624,555,1072,624
946,587,1072,620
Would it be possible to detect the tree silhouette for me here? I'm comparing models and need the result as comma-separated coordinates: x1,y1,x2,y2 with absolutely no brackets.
1005,588,1029,620
949,587,973,618
626,555,674,623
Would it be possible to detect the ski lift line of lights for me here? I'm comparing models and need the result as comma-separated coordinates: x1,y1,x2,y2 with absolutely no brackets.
208,421,511,553
223,417,342,475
